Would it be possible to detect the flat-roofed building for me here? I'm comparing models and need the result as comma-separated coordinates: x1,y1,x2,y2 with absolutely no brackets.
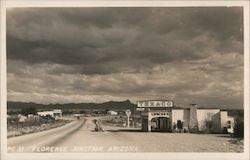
37,109,62,118
137,100,235,133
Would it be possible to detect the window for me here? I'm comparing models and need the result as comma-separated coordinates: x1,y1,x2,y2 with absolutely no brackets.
227,121,231,128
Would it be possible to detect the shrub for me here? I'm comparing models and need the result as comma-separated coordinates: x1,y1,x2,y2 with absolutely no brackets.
7,110,19,115
44,115,56,123
233,116,244,138
204,119,213,133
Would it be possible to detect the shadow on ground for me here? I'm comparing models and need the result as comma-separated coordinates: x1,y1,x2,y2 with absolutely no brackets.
106,129,143,132
215,134,232,138
215,134,244,146
228,139,244,145
106,129,173,133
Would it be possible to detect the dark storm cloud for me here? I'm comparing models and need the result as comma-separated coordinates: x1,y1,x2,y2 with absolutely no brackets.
6,7,244,107
7,7,243,75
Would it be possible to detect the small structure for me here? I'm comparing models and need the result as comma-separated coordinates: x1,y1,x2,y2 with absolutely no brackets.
37,109,62,118
137,100,235,133
73,114,83,119
18,114,27,122
28,114,34,118
108,110,118,116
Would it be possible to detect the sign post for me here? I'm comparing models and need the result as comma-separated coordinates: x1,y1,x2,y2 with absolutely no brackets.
125,109,131,128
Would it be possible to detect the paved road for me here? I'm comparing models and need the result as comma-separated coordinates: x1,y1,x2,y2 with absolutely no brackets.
7,119,85,152
7,117,243,152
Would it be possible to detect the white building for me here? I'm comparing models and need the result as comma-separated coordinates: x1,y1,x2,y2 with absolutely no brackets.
138,100,235,133
108,110,118,116
17,114,27,122
37,109,62,118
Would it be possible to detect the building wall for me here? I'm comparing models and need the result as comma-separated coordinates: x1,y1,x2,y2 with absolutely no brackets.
148,110,171,120
141,116,149,132
37,111,54,117
37,110,62,118
227,116,235,133
189,105,199,132
52,109,62,117
220,111,228,130
108,111,118,115
171,109,190,131
211,112,221,133
139,104,233,134
196,109,221,133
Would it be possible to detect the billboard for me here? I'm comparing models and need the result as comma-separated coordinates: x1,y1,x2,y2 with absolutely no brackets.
137,100,174,108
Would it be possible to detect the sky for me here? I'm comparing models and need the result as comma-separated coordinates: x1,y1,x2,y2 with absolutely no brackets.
6,7,244,108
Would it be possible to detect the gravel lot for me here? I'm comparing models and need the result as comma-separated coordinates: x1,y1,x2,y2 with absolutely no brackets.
56,118,244,152
8,117,244,153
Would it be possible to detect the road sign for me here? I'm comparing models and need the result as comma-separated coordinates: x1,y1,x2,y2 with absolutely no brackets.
136,108,145,111
125,109,131,128
137,100,174,108
125,109,131,116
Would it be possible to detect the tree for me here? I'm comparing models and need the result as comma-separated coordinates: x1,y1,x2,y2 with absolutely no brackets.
105,109,109,114
79,110,86,114
233,116,244,138
204,119,213,133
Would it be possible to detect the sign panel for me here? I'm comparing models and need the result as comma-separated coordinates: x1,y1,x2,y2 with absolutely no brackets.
137,100,173,108
125,109,131,116
151,112,170,116
136,108,145,111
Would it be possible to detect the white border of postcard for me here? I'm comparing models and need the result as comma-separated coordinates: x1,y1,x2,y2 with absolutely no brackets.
0,0,249,160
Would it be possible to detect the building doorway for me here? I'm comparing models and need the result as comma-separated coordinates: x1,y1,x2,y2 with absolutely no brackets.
142,118,149,131
151,117,171,132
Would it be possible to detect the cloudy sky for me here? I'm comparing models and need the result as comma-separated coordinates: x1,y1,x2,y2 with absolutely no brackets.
7,7,244,108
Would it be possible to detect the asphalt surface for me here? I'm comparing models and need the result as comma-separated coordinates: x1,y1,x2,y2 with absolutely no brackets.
7,119,85,152
7,117,243,152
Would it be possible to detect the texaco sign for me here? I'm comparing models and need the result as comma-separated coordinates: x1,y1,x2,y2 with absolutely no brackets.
137,100,173,108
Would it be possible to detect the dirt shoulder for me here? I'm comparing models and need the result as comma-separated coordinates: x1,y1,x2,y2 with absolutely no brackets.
7,118,72,138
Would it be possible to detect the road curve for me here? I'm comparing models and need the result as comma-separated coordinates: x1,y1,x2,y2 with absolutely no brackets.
8,119,85,152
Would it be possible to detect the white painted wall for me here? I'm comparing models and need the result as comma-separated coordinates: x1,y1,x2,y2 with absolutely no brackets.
38,110,62,118
220,111,228,129
227,116,235,133
196,109,220,132
140,107,233,133
108,111,118,115
171,109,190,129
37,111,54,117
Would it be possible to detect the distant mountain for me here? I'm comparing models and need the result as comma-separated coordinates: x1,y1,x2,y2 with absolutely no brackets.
7,101,244,115
7,100,137,110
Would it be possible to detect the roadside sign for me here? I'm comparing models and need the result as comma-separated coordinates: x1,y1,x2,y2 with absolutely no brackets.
125,109,131,128
136,108,145,111
125,109,131,116
137,100,174,108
